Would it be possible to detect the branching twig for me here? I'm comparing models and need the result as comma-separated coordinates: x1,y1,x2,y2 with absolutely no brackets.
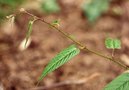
9,8,129,70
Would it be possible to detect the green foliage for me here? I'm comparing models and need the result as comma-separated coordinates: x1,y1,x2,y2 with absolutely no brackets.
0,0,24,22
105,38,121,49
41,0,60,14
39,45,80,81
0,0,23,7
82,0,109,22
25,20,35,47
104,73,129,90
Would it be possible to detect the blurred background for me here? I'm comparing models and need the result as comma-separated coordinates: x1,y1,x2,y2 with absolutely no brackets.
0,0,129,90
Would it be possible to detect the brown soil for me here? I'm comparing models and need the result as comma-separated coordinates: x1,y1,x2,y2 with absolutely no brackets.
0,0,129,90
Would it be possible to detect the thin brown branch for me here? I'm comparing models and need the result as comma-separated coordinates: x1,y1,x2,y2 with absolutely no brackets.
10,8,129,69
16,8,129,70
23,10,129,70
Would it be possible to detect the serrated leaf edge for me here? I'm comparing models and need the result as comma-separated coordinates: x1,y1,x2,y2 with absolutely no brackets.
39,45,80,80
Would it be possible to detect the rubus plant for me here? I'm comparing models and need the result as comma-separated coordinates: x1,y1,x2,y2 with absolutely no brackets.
7,8,129,90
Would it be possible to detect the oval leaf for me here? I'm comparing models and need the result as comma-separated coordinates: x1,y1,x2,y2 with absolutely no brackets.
104,72,129,90
113,39,121,49
105,38,114,49
39,45,80,81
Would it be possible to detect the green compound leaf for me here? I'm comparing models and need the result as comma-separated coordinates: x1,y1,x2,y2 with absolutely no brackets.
41,0,60,14
39,45,80,81
25,20,34,47
105,38,121,49
82,0,109,22
104,73,129,90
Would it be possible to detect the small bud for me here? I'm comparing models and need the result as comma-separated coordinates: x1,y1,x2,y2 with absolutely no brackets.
6,16,9,19
19,8,25,12
79,46,86,50
6,15,14,19
19,37,31,51
52,19,60,27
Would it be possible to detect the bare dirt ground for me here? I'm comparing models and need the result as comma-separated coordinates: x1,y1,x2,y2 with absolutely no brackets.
0,0,129,90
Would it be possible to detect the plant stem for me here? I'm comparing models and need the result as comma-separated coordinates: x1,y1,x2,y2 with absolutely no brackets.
111,48,115,58
19,9,129,70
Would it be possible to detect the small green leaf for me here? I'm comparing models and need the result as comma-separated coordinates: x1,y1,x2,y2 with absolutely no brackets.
41,0,60,14
39,45,80,81
82,0,109,22
105,38,114,49
113,39,121,49
25,20,34,47
105,38,121,49
51,19,60,27
104,72,129,90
